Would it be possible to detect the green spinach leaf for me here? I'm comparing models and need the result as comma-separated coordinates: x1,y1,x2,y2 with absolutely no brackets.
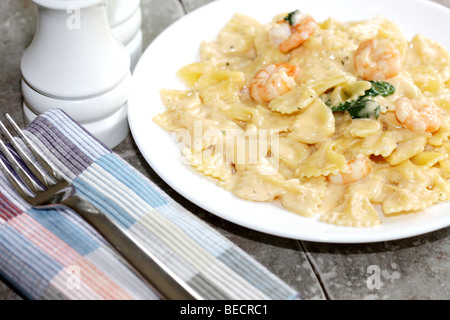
284,10,300,26
365,81,396,97
328,81,395,119
347,98,381,119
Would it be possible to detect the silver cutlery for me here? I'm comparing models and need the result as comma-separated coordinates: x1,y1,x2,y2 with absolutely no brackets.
0,113,202,300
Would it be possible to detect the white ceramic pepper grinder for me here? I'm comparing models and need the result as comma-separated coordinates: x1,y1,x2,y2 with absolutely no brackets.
107,0,142,71
21,0,131,149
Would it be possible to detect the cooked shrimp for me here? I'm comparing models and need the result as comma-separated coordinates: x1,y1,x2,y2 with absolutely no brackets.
269,12,317,53
278,16,317,53
249,63,300,103
354,39,403,81
327,155,372,185
395,97,441,132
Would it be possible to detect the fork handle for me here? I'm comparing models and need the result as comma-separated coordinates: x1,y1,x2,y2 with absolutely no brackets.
62,194,202,300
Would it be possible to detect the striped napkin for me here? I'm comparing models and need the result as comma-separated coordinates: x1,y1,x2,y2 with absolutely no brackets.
0,109,300,300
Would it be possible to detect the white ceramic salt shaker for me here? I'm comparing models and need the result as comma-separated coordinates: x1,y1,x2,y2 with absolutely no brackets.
107,0,142,71
21,0,131,149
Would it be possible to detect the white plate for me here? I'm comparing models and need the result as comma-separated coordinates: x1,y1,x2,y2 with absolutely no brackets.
128,0,450,243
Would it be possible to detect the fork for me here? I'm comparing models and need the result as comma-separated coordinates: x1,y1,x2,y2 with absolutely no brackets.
0,113,202,300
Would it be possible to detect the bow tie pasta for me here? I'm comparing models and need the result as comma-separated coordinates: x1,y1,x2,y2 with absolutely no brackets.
154,11,450,228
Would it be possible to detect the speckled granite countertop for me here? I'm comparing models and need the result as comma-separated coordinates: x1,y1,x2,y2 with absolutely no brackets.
1,0,450,300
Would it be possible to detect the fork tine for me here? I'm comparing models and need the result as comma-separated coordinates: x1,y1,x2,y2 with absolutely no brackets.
0,151,34,200
0,122,44,194
5,114,65,183
1,116,56,188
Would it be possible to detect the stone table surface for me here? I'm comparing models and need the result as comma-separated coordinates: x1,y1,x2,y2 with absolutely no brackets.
1,0,450,300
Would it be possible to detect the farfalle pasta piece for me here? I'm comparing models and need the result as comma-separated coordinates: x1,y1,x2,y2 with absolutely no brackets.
233,168,282,202
252,105,295,133
280,177,327,217
272,137,311,168
402,161,450,201
350,131,397,158
392,159,426,179
353,129,430,163
320,188,381,227
380,160,431,183
411,152,449,168
159,89,202,113
381,185,438,214
179,115,244,153
428,121,450,147
386,133,429,165
432,174,450,201
406,34,450,80
308,72,354,96
155,90,203,131
328,80,372,106
223,103,261,123
376,162,450,213
198,69,246,103
182,148,235,182
199,14,262,72
216,14,259,55
344,119,382,138
295,140,347,178
268,85,317,114
330,136,358,155
177,62,209,87
411,68,445,95
153,111,182,132
288,99,335,144
234,167,326,217
355,175,386,203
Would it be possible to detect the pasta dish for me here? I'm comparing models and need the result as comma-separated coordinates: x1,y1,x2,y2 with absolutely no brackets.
153,11,450,228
